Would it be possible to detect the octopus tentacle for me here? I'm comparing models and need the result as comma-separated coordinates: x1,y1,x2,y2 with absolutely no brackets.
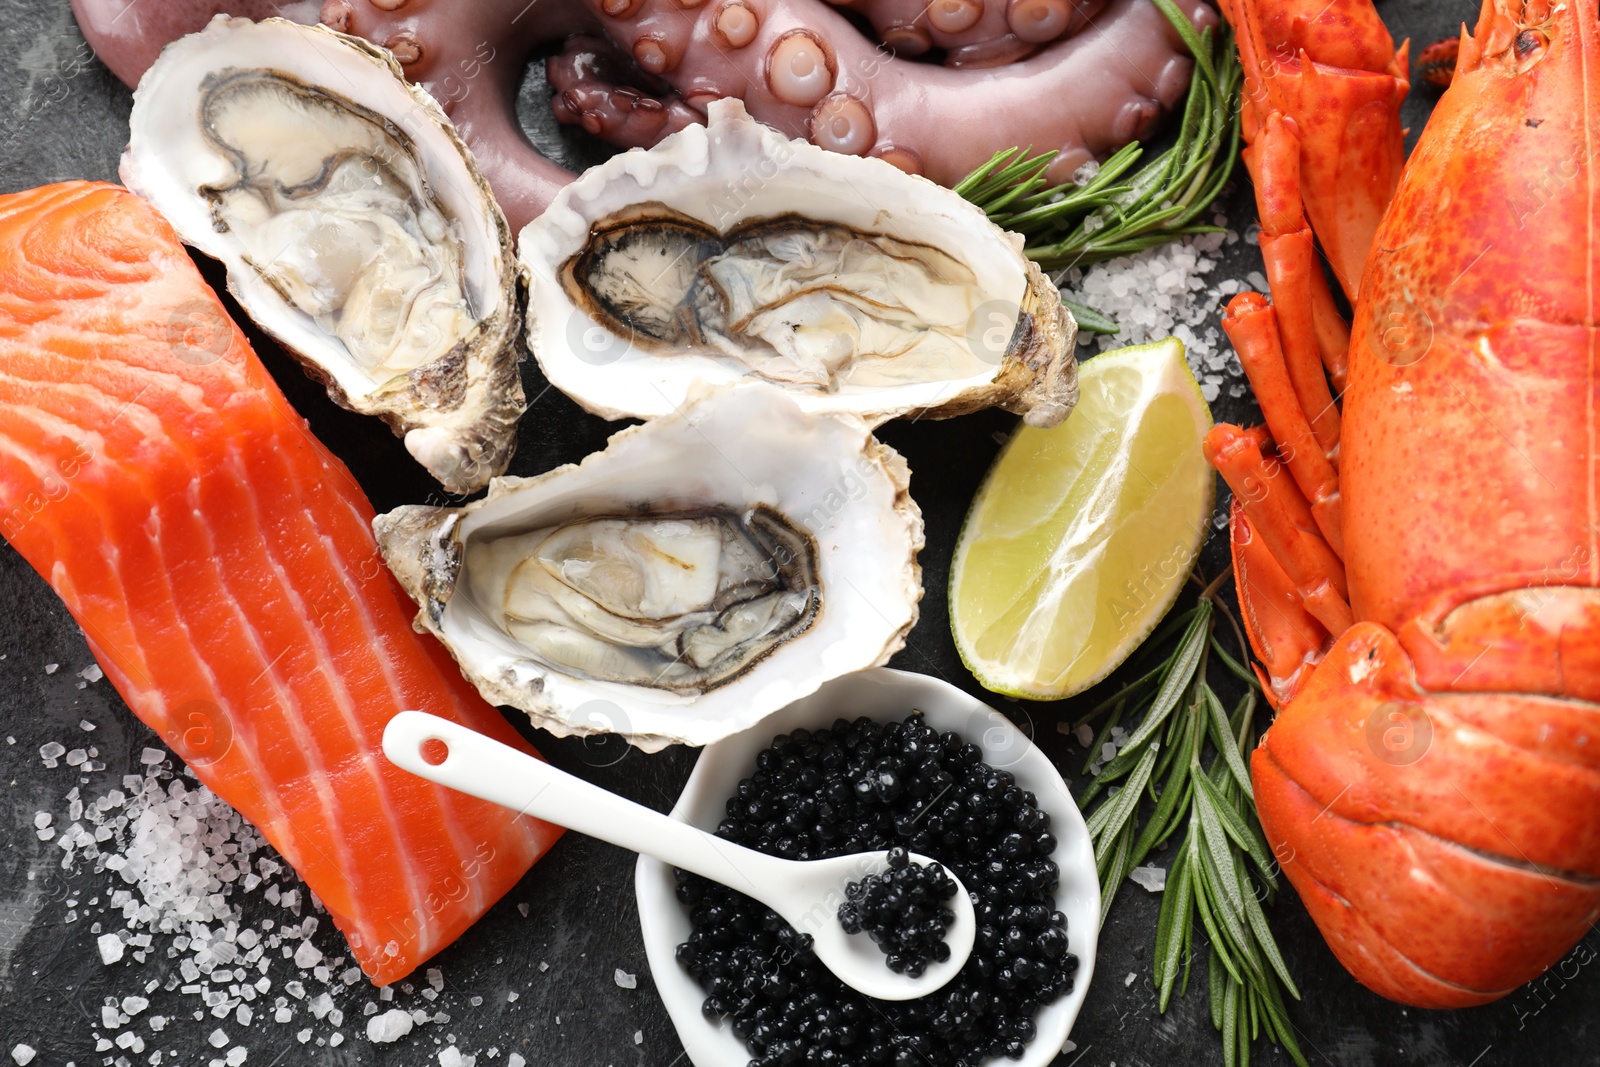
547,36,703,149
584,0,1213,184
829,0,1111,67
70,0,1215,231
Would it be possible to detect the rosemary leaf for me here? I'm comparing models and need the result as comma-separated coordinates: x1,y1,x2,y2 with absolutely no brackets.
1076,574,1306,1066
956,8,1244,309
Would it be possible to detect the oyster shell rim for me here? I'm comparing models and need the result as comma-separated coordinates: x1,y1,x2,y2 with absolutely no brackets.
518,99,1078,431
120,14,528,495
375,382,926,752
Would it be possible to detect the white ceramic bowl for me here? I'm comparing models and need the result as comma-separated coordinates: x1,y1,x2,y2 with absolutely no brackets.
636,668,1099,1067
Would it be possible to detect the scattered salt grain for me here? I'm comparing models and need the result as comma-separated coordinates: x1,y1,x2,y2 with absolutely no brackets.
9,1045,34,1066
224,1048,246,1066
308,993,334,1020
79,663,104,683
121,996,148,1016
614,969,637,990
296,1029,311,1044
516,903,529,918
1125,972,1137,987
98,933,125,965
207,1029,228,1049
634,1031,643,1045
426,967,444,992
1074,725,1094,748
505,992,518,1003
79,719,96,731
138,748,164,765
45,662,58,674
40,741,65,761
507,1056,526,1067
537,961,548,973
1130,866,1168,893
149,1017,166,1032
439,1049,465,1067
292,942,321,969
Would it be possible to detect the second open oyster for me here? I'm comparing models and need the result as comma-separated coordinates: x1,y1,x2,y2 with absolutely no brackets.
375,383,925,751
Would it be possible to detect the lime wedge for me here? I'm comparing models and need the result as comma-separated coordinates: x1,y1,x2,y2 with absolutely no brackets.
951,337,1215,701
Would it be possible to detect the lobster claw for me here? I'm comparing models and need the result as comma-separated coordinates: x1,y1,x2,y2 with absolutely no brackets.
1254,624,1600,1008
1221,0,1409,299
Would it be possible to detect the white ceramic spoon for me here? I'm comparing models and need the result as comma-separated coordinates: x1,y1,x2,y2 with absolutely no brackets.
383,711,976,1001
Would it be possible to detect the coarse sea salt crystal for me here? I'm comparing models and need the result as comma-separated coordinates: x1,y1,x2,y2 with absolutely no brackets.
208,1029,228,1049
9,1045,35,1066
99,933,125,964
614,969,637,989
507,1055,526,1067
80,663,104,683
40,742,65,761
439,1048,465,1067
1129,866,1168,893
292,942,321,969
425,967,444,992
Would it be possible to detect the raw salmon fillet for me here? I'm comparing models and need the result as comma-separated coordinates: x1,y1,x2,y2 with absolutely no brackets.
0,181,562,984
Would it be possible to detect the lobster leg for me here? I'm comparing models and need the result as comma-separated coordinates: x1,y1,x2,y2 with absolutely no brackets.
1225,498,1329,706
1247,113,1342,459
1309,265,1351,392
1219,295,1345,557
1255,620,1600,1008
1204,424,1351,637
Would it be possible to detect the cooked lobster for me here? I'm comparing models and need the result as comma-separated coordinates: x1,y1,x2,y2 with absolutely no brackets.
1207,0,1600,1009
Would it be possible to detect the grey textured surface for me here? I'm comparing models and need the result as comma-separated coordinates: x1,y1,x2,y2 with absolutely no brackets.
0,1,1597,1065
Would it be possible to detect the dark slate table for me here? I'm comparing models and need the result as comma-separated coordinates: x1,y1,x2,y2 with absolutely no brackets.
1,1,1594,1064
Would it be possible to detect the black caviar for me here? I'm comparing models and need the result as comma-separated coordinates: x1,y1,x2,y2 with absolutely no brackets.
837,847,957,978
674,713,1076,1066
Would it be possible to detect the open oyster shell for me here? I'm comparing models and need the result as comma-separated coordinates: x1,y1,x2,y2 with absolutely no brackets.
520,100,1078,429
375,383,924,751
122,16,525,494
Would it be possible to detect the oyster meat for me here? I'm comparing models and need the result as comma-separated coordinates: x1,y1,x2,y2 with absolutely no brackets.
123,16,524,494
521,100,1077,429
472,507,817,691
376,383,924,751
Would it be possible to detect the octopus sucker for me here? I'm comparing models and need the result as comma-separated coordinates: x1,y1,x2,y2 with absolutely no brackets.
70,0,1216,232
809,93,876,155
1007,0,1073,43
713,1,761,48
871,144,923,174
927,0,984,33
766,31,837,107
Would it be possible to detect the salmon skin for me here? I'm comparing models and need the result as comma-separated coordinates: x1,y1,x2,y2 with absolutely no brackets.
0,182,562,985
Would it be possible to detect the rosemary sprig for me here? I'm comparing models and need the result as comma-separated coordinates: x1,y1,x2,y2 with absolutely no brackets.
1076,575,1307,1067
956,0,1244,323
